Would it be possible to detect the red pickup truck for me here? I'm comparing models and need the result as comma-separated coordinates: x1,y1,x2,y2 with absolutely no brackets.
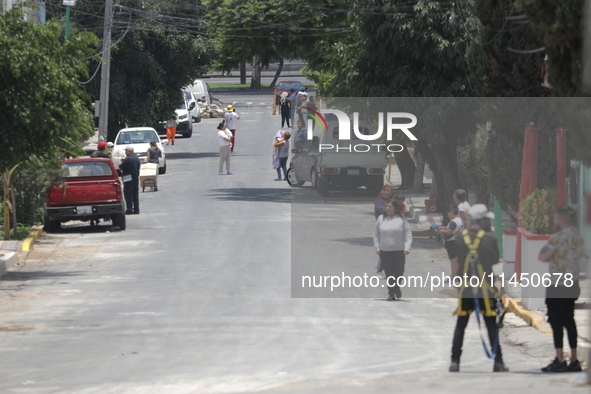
44,158,126,231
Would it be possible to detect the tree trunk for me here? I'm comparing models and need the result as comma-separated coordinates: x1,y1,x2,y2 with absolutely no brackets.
10,185,17,237
250,55,262,90
412,150,425,193
3,171,10,240
269,57,283,88
430,142,461,217
240,62,246,85
393,143,415,190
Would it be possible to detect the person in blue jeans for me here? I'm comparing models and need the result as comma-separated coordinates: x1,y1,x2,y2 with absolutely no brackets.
272,131,291,180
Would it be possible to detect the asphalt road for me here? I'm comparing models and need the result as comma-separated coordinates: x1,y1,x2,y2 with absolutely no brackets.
0,95,588,393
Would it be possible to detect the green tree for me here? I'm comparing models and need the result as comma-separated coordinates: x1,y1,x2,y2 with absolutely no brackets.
47,0,216,141
0,7,98,238
305,0,477,210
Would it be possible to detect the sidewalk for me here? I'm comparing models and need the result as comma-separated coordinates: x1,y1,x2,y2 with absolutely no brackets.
503,277,591,367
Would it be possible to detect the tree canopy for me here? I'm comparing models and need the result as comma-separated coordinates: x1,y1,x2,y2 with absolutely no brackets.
0,7,98,172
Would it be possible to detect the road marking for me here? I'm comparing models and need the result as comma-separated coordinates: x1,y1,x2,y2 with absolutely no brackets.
259,102,266,105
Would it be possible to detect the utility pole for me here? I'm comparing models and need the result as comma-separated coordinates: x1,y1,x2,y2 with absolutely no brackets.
98,0,113,142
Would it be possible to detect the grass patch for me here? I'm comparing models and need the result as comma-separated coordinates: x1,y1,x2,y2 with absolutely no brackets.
209,83,269,89
0,225,31,241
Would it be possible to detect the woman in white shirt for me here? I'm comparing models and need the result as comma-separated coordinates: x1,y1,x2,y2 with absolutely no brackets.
374,201,413,301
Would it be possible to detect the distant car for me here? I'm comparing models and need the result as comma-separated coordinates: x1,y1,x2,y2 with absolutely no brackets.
191,79,213,106
44,158,126,231
154,98,195,139
276,81,303,103
111,127,167,174
184,91,201,123
287,120,386,196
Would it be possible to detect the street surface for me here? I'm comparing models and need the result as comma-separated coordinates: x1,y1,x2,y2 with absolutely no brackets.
0,91,588,393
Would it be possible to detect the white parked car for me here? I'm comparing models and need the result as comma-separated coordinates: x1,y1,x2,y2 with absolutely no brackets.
191,79,213,106
111,127,167,174
184,91,201,122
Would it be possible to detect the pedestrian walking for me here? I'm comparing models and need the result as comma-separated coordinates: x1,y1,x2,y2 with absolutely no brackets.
279,92,291,128
374,184,393,278
217,122,232,175
166,116,177,145
91,141,110,158
434,204,463,278
272,130,291,181
294,120,308,150
296,90,309,124
146,141,162,164
223,105,240,153
374,184,392,219
450,204,508,373
538,205,584,373
373,200,412,301
119,146,140,214
453,189,470,227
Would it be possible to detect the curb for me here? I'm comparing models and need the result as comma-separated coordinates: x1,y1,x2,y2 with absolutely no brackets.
0,251,19,278
503,295,590,367
502,295,552,334
22,226,44,252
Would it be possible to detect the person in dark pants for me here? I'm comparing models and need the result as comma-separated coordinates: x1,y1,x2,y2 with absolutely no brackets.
538,205,584,373
119,146,140,214
373,201,412,301
450,204,508,373
279,92,291,128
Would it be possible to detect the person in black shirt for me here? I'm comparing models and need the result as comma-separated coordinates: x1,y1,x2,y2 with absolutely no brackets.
450,204,508,373
119,146,140,214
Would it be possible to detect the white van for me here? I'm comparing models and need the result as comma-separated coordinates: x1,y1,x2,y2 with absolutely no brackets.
191,79,213,106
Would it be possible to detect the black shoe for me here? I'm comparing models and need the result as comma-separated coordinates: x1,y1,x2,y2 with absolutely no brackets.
449,361,459,372
567,360,582,372
394,287,402,299
154,186,158,191
386,296,396,301
542,358,568,373
125,211,133,214
133,211,140,214
493,362,509,372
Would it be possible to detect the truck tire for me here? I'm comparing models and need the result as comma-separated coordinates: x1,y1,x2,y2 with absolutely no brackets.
318,175,330,197
159,161,167,175
112,212,126,230
44,216,61,233
310,168,318,190
287,167,304,187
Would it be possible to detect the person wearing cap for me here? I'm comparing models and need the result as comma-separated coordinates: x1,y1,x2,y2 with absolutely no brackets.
538,205,585,373
449,204,508,373
166,115,178,145
223,105,240,153
119,146,141,214
296,90,309,125
91,141,110,158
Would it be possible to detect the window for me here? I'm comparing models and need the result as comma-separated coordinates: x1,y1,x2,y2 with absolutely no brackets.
278,82,302,90
116,131,158,145
64,161,113,177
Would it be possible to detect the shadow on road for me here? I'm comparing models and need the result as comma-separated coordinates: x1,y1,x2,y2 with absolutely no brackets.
333,237,374,247
53,224,123,234
165,152,219,160
207,187,291,203
1,270,85,281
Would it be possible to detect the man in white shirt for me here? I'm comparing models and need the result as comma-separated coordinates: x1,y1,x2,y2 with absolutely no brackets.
223,105,240,153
